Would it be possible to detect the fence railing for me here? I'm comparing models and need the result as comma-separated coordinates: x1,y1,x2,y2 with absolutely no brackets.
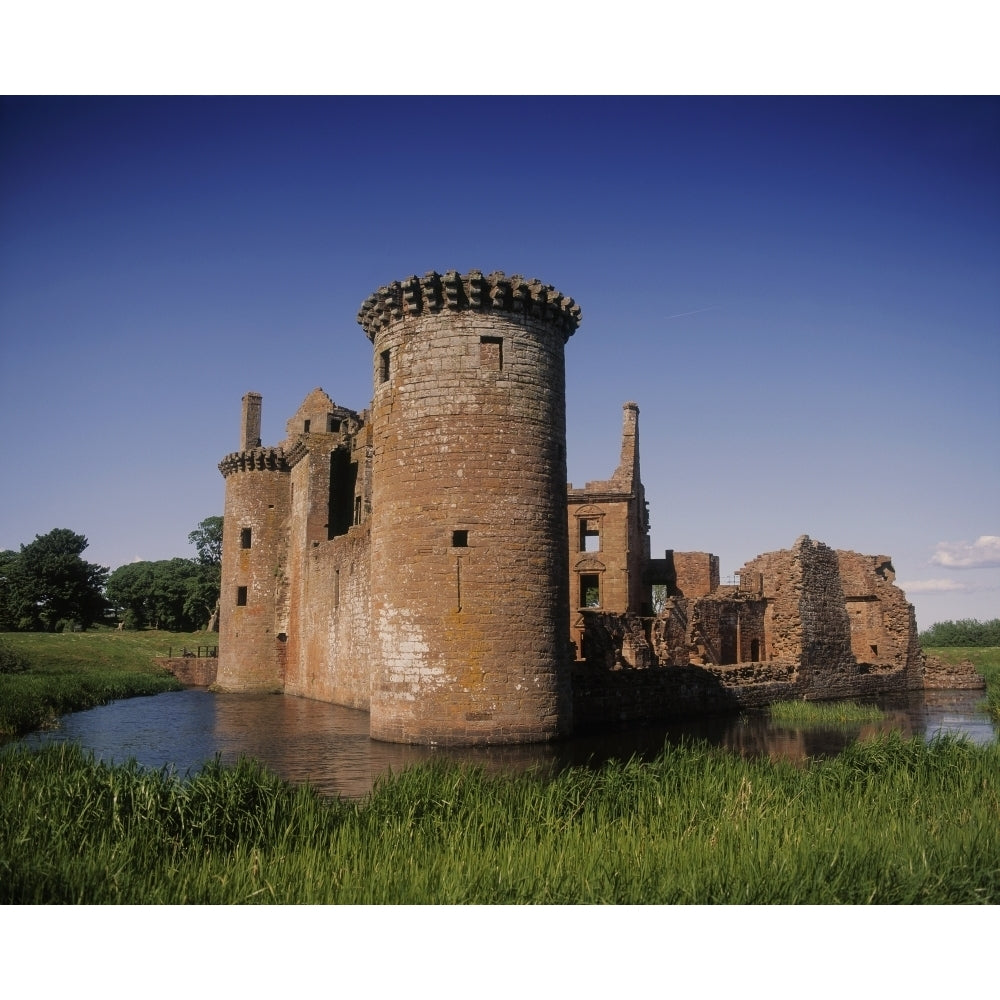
166,645,218,658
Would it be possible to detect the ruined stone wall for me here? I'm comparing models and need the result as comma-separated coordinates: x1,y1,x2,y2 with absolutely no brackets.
360,271,579,745
836,550,920,677
740,545,804,662
922,654,985,690
567,498,632,657
216,448,291,692
567,403,649,655
670,551,719,598
795,537,854,670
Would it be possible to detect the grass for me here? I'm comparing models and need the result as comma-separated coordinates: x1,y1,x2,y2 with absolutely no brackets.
923,646,1000,720
769,699,885,727
0,630,189,740
1,733,997,904
2,631,997,903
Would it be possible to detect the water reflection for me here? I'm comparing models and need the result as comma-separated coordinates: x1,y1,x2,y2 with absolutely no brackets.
19,688,996,800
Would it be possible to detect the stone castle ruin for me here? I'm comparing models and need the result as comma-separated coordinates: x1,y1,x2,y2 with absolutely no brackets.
216,270,923,745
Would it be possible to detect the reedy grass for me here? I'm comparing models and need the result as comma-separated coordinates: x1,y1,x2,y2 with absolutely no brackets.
3,733,997,904
768,699,885,727
0,630,187,740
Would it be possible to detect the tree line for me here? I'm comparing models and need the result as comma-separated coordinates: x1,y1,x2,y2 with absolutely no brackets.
918,618,1000,647
0,517,222,633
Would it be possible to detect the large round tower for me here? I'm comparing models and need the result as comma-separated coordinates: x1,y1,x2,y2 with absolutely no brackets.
358,270,581,745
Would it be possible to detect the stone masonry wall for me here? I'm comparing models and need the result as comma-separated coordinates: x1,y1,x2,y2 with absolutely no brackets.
216,451,291,692
281,522,371,709
361,271,579,745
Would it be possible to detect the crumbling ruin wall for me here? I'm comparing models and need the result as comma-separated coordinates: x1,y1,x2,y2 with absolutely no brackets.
671,551,719,598
837,550,921,681
922,654,985,690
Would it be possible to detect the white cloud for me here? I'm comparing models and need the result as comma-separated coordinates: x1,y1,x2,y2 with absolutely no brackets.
898,578,969,594
930,535,1000,569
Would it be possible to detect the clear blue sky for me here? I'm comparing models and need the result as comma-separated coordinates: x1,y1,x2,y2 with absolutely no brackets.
2,96,997,630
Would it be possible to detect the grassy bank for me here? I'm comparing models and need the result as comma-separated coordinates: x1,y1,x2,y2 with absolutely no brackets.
2,733,997,904
923,646,1000,719
0,630,188,740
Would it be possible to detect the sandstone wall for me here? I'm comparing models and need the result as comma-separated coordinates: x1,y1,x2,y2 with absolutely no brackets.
361,271,579,745
155,656,218,687
922,654,986,690
216,450,291,692
282,525,372,708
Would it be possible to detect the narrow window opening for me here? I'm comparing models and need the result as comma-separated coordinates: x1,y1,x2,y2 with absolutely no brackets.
580,574,600,608
870,643,878,656
303,419,311,433
579,519,600,552
334,569,340,608
354,495,362,525
379,349,391,383
236,586,248,607
750,638,761,662
480,336,502,371
240,527,252,549
328,451,358,539
452,530,468,548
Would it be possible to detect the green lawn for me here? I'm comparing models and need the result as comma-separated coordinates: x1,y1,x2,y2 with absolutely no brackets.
0,629,193,740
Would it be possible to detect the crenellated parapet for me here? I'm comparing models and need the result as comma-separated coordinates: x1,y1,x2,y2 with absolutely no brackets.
218,447,291,478
357,269,582,342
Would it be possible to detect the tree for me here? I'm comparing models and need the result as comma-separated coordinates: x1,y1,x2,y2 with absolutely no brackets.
188,515,223,567
188,515,222,631
105,558,219,632
919,618,1000,647
0,529,108,631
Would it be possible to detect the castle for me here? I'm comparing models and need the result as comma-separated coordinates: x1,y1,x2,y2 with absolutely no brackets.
216,270,923,745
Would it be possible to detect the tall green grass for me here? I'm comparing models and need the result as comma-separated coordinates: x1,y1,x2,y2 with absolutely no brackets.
0,630,187,740
924,646,1000,720
3,734,997,904
769,700,885,726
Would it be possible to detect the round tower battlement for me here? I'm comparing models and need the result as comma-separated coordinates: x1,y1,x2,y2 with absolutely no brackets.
361,269,578,745
357,270,581,342
218,447,291,478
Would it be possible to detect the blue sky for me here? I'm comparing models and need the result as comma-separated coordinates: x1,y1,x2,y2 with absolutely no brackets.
1,96,997,630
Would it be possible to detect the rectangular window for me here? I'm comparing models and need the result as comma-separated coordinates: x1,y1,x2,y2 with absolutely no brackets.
379,349,391,383
580,574,600,608
240,528,252,549
329,418,341,432
452,530,468,547
236,586,248,607
354,495,362,525
303,420,311,433
579,519,600,552
480,336,502,371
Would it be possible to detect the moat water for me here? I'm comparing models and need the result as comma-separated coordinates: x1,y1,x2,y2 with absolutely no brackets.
19,688,996,799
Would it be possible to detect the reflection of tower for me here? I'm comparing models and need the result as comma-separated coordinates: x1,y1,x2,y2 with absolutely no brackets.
216,392,290,691
358,270,581,745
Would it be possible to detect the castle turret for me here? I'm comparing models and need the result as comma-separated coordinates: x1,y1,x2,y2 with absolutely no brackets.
358,270,581,745
216,393,291,692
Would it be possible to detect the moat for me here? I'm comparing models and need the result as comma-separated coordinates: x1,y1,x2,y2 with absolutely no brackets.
19,688,996,799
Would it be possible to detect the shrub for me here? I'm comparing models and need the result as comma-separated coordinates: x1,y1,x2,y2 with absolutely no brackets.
0,639,31,675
